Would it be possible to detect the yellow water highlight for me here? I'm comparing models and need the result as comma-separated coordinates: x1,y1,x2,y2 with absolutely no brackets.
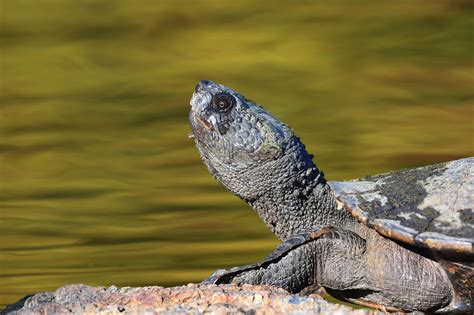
1,0,473,309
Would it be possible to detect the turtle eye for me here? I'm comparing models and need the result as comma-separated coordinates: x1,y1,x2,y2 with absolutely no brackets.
212,92,235,112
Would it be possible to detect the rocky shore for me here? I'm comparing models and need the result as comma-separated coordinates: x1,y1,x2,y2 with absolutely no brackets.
3,283,382,314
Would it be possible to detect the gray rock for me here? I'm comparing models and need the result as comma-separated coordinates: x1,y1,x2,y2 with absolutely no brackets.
3,283,381,315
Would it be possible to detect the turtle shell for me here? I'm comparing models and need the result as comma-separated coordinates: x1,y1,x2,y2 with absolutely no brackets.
329,157,473,255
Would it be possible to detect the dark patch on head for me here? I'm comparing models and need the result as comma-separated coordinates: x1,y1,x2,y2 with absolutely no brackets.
217,122,229,135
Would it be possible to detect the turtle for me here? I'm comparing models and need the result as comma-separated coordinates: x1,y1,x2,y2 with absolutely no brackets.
188,80,473,313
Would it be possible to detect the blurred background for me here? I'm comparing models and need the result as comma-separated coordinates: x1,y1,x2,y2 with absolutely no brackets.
1,0,473,308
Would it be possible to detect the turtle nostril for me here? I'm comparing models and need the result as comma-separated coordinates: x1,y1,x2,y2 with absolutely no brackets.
194,83,201,93
195,80,211,93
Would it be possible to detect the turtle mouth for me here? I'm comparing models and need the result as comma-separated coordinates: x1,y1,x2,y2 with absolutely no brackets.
189,89,216,142
195,114,212,130
189,109,211,142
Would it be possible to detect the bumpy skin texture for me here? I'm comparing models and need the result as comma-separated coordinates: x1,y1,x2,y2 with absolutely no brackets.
189,80,471,313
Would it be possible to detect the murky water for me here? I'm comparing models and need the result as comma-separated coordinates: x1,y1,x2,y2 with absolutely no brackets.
1,1,473,308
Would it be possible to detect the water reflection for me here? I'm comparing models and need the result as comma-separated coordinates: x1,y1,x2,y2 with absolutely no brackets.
1,0,473,308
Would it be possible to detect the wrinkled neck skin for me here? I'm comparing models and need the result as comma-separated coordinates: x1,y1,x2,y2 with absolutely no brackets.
198,136,356,241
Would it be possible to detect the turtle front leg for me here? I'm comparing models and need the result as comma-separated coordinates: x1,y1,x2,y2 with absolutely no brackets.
203,227,368,294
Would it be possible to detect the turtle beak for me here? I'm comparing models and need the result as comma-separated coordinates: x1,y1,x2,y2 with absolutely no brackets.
188,107,211,142
189,83,215,141
195,115,212,130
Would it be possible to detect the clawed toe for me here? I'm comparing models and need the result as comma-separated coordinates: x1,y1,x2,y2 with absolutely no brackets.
201,268,232,284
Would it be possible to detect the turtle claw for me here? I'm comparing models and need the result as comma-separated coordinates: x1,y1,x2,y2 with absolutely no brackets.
201,268,231,284
202,263,261,285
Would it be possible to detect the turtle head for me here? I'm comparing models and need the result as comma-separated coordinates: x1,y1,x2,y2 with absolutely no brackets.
189,80,317,201
189,80,293,165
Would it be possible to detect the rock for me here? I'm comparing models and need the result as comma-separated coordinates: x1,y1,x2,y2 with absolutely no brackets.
2,283,382,314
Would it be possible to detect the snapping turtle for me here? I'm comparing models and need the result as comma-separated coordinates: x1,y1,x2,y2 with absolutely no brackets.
189,80,473,313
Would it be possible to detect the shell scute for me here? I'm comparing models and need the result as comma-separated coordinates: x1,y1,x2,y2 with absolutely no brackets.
329,157,474,254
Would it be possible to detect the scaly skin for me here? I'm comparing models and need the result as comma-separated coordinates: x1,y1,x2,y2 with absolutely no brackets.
189,80,456,312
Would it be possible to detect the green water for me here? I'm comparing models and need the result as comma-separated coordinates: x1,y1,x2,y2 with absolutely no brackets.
1,0,473,309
